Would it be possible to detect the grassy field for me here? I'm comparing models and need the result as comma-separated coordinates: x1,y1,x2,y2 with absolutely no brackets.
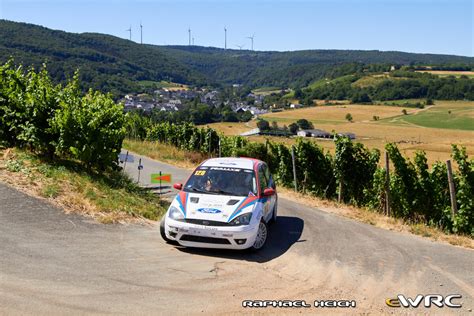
138,80,189,91
252,87,283,96
0,148,168,223
384,101,474,131
207,101,474,165
261,103,421,124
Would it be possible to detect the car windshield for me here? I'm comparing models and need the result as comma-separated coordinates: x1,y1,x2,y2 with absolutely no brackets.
184,166,257,197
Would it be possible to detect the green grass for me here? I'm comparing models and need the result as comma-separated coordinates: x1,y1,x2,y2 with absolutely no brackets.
138,80,186,89
385,102,474,131
307,75,356,90
253,86,280,93
1,148,168,222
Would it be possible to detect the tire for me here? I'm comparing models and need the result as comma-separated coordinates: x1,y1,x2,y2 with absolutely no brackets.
249,221,268,251
160,218,172,243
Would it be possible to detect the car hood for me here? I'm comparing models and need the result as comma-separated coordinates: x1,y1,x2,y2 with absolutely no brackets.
173,191,260,223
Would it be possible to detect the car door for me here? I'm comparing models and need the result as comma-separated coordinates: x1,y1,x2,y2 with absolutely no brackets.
262,163,276,216
258,164,273,222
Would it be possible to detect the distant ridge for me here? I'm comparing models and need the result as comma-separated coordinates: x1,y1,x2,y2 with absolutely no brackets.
1,19,472,96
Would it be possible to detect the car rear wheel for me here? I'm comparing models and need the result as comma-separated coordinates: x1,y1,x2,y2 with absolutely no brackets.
250,221,268,251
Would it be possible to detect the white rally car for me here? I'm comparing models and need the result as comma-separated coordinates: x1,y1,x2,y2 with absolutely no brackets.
160,157,278,251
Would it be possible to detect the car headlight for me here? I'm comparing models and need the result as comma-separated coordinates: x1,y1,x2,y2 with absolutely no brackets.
229,212,252,226
168,206,184,221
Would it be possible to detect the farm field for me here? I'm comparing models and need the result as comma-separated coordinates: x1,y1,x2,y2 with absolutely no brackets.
207,101,474,165
138,80,189,91
415,70,474,78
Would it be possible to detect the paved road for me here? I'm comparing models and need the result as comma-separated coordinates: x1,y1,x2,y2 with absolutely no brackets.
0,151,473,315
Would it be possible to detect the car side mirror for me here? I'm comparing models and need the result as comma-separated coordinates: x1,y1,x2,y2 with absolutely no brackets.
263,188,275,196
173,183,183,190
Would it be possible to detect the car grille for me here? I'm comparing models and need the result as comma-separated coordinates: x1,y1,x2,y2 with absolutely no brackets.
184,218,232,226
180,235,231,244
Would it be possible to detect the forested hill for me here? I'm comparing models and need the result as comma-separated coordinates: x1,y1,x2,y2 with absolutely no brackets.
1,19,473,96
157,45,474,88
0,20,206,95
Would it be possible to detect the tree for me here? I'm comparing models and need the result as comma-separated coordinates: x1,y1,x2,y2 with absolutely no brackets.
257,119,270,131
402,109,408,115
288,122,299,134
351,91,371,104
296,119,313,130
294,88,304,99
426,98,434,105
237,110,253,122
304,97,314,107
345,113,353,122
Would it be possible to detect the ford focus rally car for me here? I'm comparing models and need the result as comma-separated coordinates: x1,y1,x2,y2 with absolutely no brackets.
160,157,277,251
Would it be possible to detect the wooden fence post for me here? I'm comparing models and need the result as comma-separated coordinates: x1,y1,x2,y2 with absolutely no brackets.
385,151,391,216
291,146,297,192
446,160,458,217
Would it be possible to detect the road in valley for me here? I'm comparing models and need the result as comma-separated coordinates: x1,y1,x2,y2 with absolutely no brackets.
0,151,472,315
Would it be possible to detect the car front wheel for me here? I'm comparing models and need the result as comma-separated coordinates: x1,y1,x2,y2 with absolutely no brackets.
160,218,171,243
250,221,268,251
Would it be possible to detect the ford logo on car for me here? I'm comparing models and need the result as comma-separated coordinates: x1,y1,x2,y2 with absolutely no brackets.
197,208,222,214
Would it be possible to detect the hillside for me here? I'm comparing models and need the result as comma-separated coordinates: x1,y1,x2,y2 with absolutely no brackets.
1,19,473,96
0,20,206,95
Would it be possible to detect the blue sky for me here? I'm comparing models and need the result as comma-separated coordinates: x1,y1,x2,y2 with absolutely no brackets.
1,0,472,56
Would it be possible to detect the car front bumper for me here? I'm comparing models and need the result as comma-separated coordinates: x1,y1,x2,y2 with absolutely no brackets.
164,217,259,249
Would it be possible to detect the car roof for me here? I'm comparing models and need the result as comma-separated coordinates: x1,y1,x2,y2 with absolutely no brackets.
200,157,259,170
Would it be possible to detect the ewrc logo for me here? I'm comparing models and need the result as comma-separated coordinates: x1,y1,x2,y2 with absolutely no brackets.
386,294,462,308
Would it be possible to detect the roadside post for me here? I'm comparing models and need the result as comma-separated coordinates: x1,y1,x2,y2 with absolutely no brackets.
118,152,134,173
218,137,221,157
123,151,129,170
291,146,297,192
137,158,143,183
446,160,458,217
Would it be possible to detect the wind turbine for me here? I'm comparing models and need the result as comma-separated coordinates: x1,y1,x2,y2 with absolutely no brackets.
140,22,143,44
235,44,244,50
188,27,191,46
224,26,227,50
126,25,132,41
247,34,255,51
